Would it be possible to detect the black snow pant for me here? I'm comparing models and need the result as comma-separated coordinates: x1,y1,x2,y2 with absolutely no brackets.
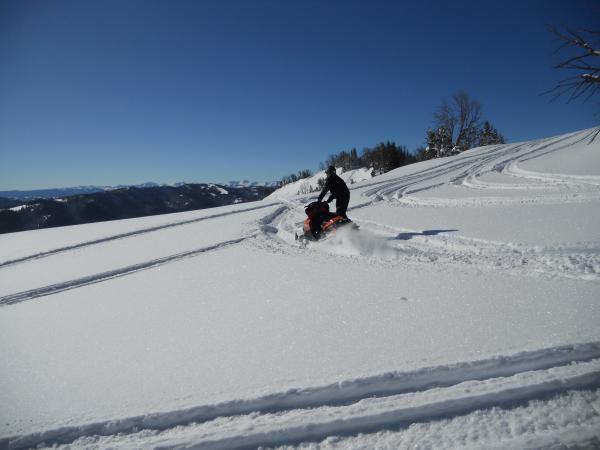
335,195,350,219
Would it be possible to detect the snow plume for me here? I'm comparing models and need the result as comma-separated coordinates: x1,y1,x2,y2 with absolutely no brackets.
319,226,400,259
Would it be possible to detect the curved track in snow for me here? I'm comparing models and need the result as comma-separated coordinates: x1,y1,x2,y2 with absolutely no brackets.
357,128,600,203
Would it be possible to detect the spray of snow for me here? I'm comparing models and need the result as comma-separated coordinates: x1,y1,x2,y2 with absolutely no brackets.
318,226,400,260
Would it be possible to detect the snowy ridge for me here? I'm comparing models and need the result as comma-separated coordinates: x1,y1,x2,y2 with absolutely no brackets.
226,180,279,188
3,343,600,449
268,168,373,200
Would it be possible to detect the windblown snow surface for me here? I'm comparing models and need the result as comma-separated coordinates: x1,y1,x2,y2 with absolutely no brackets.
1,127,600,449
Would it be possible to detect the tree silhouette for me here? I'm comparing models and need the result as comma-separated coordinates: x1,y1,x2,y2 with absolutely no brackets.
433,91,482,150
546,26,600,104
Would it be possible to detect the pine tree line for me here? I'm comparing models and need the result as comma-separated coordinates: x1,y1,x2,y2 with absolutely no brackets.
279,169,313,186
323,142,416,176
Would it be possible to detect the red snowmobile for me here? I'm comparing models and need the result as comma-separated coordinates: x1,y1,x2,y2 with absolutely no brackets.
296,201,356,241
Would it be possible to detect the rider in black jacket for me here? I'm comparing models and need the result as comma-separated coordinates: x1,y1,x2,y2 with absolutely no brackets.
318,166,350,218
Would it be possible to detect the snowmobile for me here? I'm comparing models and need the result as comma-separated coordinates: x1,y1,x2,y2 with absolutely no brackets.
295,201,357,242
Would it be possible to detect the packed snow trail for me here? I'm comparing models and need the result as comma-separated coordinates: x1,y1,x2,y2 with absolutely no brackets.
4,345,600,449
1,127,599,449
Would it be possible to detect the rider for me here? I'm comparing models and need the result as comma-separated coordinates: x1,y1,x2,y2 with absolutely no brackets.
318,165,350,218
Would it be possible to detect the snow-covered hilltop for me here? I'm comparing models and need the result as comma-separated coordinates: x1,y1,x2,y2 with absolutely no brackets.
267,167,373,200
1,127,599,449
226,180,279,189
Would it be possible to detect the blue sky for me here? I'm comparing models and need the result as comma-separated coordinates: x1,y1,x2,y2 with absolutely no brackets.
0,0,598,190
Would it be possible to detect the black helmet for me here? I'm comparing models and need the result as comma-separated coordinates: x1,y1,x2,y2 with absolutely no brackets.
326,165,336,175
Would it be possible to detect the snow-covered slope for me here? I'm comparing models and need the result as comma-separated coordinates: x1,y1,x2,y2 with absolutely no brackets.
267,168,373,200
1,127,599,449
226,180,279,189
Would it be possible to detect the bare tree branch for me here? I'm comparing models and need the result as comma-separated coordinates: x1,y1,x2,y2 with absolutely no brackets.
453,90,481,148
547,26,600,105
434,98,457,144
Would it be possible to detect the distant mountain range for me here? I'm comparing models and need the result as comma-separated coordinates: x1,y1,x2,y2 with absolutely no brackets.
0,183,277,234
0,180,279,201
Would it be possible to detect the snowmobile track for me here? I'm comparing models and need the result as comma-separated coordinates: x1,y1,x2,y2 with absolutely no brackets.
357,129,598,202
154,363,600,450
0,202,279,270
4,342,600,450
0,236,255,307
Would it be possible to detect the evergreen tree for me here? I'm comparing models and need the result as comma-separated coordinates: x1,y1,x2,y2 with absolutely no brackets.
349,148,360,169
279,169,312,186
425,129,437,158
426,127,453,157
319,140,416,177
414,146,428,162
437,127,453,156
478,121,506,146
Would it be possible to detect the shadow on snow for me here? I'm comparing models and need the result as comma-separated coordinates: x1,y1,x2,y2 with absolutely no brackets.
392,229,458,240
